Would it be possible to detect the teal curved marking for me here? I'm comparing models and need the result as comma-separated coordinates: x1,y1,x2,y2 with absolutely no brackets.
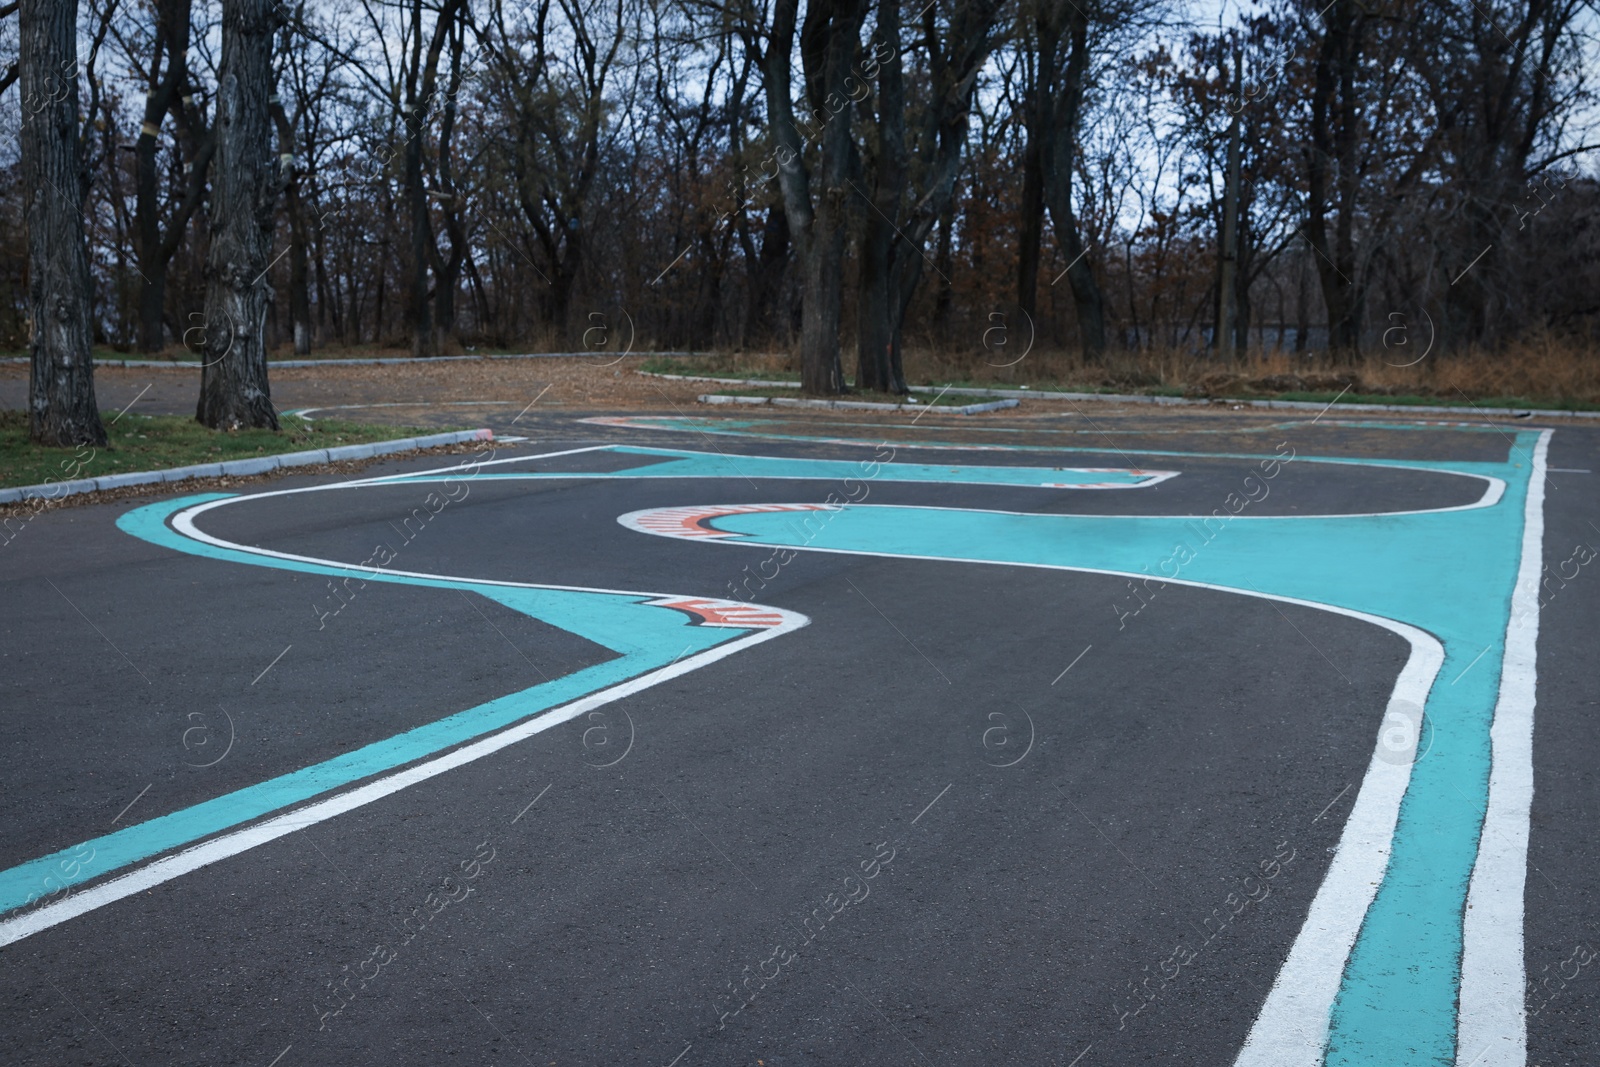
583,413,1523,447
663,433,1541,1065
584,416,1529,472
0,492,741,919
386,445,1171,487
0,434,1539,1064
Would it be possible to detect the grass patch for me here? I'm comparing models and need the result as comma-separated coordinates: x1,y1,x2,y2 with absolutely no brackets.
647,344,1600,412
0,411,439,489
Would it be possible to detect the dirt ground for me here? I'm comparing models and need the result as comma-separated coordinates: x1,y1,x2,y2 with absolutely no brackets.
0,354,1357,424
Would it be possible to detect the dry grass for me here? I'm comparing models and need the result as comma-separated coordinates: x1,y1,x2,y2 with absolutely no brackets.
709,334,1600,407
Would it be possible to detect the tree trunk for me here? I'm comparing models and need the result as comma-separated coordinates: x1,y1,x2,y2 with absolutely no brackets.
933,200,954,330
800,0,865,394
286,182,312,355
1039,2,1105,360
1216,54,1242,361
742,205,790,346
270,91,312,355
196,0,282,430
800,189,848,394
854,0,904,394
132,0,197,354
21,0,106,447
403,114,435,358
1017,39,1044,319
1305,0,1363,358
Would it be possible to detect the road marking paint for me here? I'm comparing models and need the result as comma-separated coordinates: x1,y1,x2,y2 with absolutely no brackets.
0,445,812,937
608,429,1542,1064
0,617,801,948
1455,428,1550,1066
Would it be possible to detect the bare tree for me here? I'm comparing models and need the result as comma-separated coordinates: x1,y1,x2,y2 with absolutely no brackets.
854,0,1004,393
195,0,285,429
123,0,213,353
20,0,106,446
1020,0,1105,359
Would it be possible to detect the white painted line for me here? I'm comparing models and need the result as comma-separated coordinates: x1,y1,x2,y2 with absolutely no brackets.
1455,428,1550,1066
1232,637,1441,1067
0,612,806,949
0,445,811,948
616,506,1447,1066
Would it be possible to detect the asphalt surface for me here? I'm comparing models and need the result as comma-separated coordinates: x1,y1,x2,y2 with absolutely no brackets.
1,405,1595,1067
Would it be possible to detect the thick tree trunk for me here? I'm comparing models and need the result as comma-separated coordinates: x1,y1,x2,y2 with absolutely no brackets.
196,0,282,430
854,0,904,394
21,0,106,447
130,0,208,355
403,121,435,358
790,0,857,396
799,189,848,395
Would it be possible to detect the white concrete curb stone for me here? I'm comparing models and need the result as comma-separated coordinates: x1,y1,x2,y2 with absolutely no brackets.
0,429,493,505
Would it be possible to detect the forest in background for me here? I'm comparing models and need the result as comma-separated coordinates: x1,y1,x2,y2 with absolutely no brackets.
2,0,1597,396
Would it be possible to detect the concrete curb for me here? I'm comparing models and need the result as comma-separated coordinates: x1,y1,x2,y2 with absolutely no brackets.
641,371,1600,420
0,428,494,505
698,393,1019,415
2,352,704,370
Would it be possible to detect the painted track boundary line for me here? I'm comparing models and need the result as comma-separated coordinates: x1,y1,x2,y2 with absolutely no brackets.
1455,428,1551,1066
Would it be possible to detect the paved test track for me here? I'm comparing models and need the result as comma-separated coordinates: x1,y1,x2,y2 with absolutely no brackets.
1,407,1596,1067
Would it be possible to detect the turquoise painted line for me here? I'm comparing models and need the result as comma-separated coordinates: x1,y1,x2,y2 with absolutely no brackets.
581,416,1528,471
384,445,1170,487
652,434,1540,1065
0,432,1537,1063
0,493,737,919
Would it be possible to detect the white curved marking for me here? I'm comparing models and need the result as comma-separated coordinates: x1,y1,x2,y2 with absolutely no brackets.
616,503,1447,1064
0,447,810,949
1455,429,1549,1066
